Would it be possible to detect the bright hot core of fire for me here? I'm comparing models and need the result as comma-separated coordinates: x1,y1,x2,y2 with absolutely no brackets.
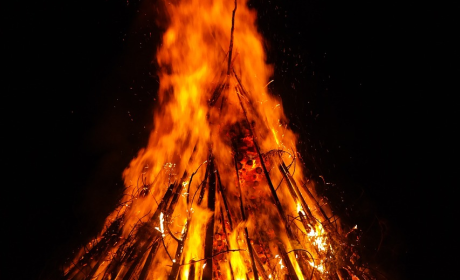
64,1,373,279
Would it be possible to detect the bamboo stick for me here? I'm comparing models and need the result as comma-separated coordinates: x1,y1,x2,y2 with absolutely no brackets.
118,181,178,280
137,239,162,280
216,169,234,229
202,157,217,279
188,263,196,280
219,204,236,280
278,243,299,280
197,161,211,206
121,235,161,280
299,181,329,223
217,170,235,280
278,161,316,227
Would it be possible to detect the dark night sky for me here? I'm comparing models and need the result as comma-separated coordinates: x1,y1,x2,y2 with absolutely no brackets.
1,0,456,279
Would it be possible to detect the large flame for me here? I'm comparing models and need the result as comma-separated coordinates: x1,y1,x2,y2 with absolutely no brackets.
63,1,372,279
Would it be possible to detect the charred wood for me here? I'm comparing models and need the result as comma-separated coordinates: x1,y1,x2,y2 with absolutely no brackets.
188,263,196,280
202,157,217,279
121,236,161,280
137,239,162,280
227,0,237,75
197,161,211,206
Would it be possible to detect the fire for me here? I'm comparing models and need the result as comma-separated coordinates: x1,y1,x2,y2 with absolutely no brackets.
63,0,374,279
307,224,328,253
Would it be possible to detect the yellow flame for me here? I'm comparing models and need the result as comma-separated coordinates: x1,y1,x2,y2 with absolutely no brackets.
159,212,165,237
297,202,306,216
64,0,343,279
271,128,280,146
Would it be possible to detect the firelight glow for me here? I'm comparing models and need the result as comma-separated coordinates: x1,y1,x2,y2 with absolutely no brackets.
63,0,372,279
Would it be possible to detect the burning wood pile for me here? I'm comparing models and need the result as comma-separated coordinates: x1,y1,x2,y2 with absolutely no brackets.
63,0,375,279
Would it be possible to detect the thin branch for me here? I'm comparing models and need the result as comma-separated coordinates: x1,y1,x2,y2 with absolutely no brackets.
227,0,237,75
188,160,208,208
165,221,182,243
161,236,174,262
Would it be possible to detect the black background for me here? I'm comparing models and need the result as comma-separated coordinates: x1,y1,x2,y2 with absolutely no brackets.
2,0,456,279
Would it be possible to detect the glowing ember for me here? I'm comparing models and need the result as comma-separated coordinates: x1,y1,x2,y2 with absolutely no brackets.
63,0,374,279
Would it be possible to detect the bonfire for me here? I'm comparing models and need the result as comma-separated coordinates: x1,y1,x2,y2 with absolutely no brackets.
63,0,374,279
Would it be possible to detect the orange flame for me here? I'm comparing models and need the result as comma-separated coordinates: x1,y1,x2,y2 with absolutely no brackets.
63,1,373,280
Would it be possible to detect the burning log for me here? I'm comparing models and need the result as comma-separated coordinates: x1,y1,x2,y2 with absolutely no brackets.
197,161,211,206
218,206,235,280
250,246,270,280
120,187,177,280
277,243,299,280
203,156,217,279
64,217,123,279
278,159,316,227
298,181,331,226
216,170,236,280
216,169,234,230
104,181,180,279
188,262,196,280
138,241,161,280
121,237,162,280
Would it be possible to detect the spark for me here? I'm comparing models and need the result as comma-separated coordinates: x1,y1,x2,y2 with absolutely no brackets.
181,219,188,234
279,259,285,270
159,212,165,237
264,80,274,88
309,261,325,273
271,128,280,145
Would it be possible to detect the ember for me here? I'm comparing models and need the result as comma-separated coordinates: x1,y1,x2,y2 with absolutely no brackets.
64,0,375,279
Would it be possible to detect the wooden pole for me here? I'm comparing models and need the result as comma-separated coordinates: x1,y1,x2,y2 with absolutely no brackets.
202,157,217,279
